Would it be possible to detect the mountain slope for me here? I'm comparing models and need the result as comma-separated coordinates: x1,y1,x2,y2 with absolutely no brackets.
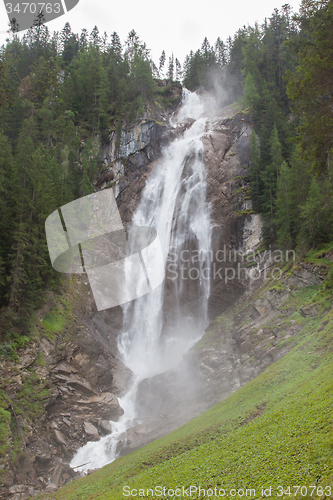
38,247,333,500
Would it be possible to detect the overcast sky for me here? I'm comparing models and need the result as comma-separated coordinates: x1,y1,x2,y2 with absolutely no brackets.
0,0,301,64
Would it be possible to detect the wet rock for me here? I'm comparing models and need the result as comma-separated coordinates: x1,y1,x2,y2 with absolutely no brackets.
53,361,78,376
121,420,163,454
203,131,230,161
83,422,99,440
34,449,52,464
99,420,112,435
10,491,34,500
241,213,263,254
55,373,97,396
87,468,99,475
45,483,58,492
9,485,29,494
77,392,124,421
63,417,71,427
53,429,67,446
45,462,64,492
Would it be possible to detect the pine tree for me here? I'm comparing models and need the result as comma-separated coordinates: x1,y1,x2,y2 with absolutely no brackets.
80,139,100,196
8,18,20,35
101,32,108,52
286,0,333,174
79,28,88,50
274,161,293,248
111,32,122,62
168,54,174,81
0,131,14,302
90,26,101,48
242,73,260,109
159,50,166,78
215,37,227,66
125,29,140,70
0,60,12,108
7,119,36,311
201,37,211,56
270,124,283,184
298,177,332,247
260,125,283,240
60,22,72,51
31,9,47,57
249,130,261,212
175,58,182,81
182,55,190,78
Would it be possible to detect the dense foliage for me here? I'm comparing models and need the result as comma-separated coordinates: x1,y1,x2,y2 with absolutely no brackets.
182,0,333,250
0,21,174,339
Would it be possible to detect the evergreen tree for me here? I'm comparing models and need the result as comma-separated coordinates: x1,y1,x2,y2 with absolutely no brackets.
159,50,166,78
182,55,190,78
101,32,108,52
111,32,122,62
0,131,14,301
90,26,101,48
215,37,227,66
60,22,72,51
79,28,89,50
242,73,260,109
175,58,182,81
168,54,174,81
249,130,261,212
62,34,79,66
260,125,283,240
31,10,47,57
0,60,12,108
286,0,333,174
8,18,20,35
298,177,332,247
274,161,293,248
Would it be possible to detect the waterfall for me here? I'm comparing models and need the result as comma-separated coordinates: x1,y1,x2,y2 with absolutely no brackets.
70,90,212,473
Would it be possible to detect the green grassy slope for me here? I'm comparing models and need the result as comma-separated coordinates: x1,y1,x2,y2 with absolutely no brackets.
40,254,333,500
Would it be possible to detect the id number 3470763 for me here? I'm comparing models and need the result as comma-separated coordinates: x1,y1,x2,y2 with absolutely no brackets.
276,485,332,497
5,2,61,14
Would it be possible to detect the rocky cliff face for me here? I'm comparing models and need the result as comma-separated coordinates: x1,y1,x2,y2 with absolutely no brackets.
0,97,183,499
0,93,275,498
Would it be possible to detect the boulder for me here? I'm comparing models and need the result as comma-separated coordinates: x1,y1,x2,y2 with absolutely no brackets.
99,420,112,435
54,373,97,396
77,392,124,421
83,422,99,440
9,485,28,494
53,361,78,376
53,429,67,446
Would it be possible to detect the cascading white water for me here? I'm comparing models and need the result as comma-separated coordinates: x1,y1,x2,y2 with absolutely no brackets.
70,90,212,473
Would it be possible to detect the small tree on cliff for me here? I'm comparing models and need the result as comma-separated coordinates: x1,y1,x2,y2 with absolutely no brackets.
168,53,174,81
159,50,166,78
